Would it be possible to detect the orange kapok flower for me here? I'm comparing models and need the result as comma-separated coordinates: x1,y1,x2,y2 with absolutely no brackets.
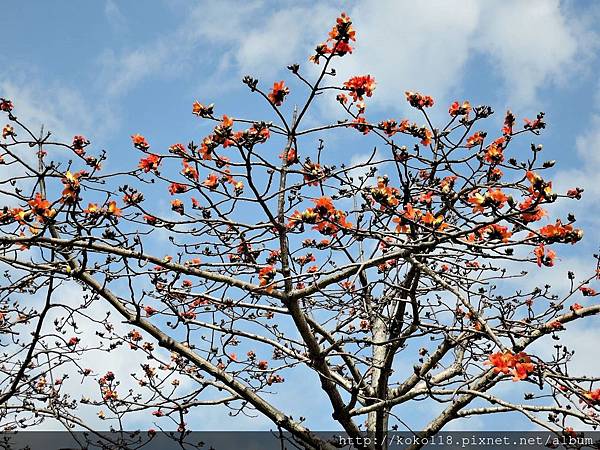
131,134,150,150
486,351,535,381
405,91,434,109
258,265,277,292
534,244,556,267
106,201,121,217
192,101,214,117
344,75,376,101
466,131,485,148
267,81,290,106
138,154,161,173
203,173,219,190
449,100,471,116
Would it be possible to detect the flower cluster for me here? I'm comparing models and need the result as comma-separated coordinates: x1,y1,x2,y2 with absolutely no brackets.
72,135,90,155
0,98,13,112
2,124,14,139
61,170,86,203
84,201,121,218
131,134,150,150
466,131,486,148
367,176,400,209
200,116,269,159
468,224,512,243
483,137,505,164
343,75,376,102
524,112,545,132
486,351,536,381
448,100,471,116
519,196,547,223
537,220,583,245
392,204,448,234
503,110,516,135
192,101,214,118
138,154,161,173
405,91,434,109
467,189,508,213
288,197,352,236
302,161,328,186
28,193,56,222
310,13,356,63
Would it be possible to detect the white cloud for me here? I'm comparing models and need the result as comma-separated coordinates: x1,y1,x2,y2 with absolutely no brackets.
552,114,600,241
105,0,126,31
474,0,595,108
339,0,480,114
336,0,592,114
95,0,595,117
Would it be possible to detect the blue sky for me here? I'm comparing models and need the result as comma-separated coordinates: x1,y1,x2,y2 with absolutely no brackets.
2,0,600,433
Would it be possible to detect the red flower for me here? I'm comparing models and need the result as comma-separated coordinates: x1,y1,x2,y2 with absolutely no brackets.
486,351,535,381
257,360,269,370
486,351,513,375
171,199,184,214
144,215,158,225
168,183,187,195
405,91,434,108
467,189,508,213
479,224,512,242
181,162,199,181
379,119,399,136
203,174,219,190
566,187,584,200
343,75,376,101
84,203,100,215
280,147,298,165
192,101,214,117
519,196,547,223
336,93,348,104
524,113,545,131
419,127,433,146
302,162,327,186
503,110,515,135
538,220,583,244
169,143,187,155
466,131,485,148
267,81,290,106
131,134,150,150
106,201,121,217
584,389,600,404
28,193,56,221
258,266,277,292
138,154,161,173
421,211,448,231
512,353,535,381
0,98,13,112
309,12,355,63
72,135,89,152
2,124,14,139
328,12,356,45
484,138,505,164
580,286,598,297
533,244,556,267
448,100,471,116
351,116,371,134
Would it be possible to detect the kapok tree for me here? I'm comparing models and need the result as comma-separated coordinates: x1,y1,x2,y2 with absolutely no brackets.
0,12,598,450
